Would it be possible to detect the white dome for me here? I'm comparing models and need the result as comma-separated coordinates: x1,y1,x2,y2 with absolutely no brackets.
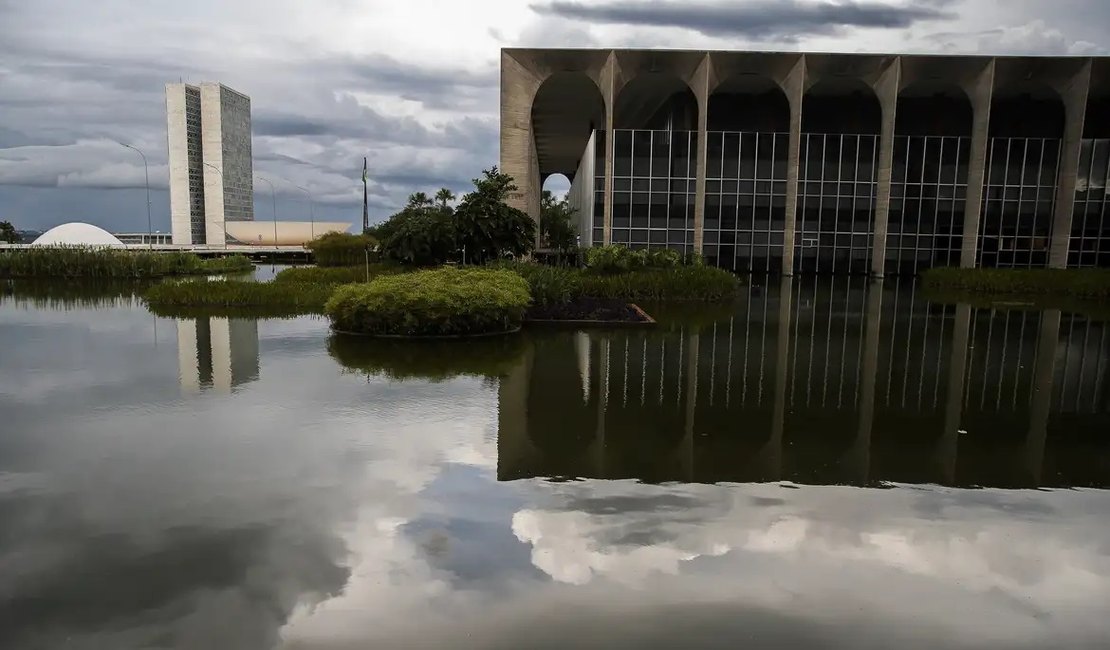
31,223,125,248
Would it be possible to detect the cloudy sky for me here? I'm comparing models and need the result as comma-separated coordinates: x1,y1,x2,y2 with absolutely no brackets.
1,0,1107,233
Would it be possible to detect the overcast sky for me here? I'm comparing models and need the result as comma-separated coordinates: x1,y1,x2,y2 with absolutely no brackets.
0,0,1107,233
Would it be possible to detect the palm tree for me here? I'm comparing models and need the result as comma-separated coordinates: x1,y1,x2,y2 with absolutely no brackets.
435,187,456,209
407,192,434,209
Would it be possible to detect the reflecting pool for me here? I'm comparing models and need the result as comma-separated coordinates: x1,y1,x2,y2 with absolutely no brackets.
1,277,1108,649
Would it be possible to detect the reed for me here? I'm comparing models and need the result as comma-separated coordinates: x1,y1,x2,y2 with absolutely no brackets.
143,279,333,317
0,248,252,278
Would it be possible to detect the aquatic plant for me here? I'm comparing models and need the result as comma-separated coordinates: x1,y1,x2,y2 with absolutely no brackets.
0,248,251,279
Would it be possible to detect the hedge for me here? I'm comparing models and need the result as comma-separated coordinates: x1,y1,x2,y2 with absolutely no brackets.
325,267,531,336
921,267,1110,298
143,279,333,317
498,261,741,305
0,248,252,278
273,264,397,285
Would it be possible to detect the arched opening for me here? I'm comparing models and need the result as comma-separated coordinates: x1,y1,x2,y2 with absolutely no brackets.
704,76,791,273
1073,89,1110,267
531,72,606,247
797,79,883,274
980,83,1065,268
611,74,699,253
887,83,974,275
540,172,584,252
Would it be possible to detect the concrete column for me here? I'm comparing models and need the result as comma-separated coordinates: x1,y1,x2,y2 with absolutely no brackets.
870,58,901,277
960,61,995,268
499,52,544,226
692,55,712,254
1048,60,1093,269
938,304,971,484
781,57,806,276
600,52,619,246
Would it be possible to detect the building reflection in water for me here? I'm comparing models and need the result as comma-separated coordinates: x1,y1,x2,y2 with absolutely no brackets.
498,278,1110,489
175,317,259,393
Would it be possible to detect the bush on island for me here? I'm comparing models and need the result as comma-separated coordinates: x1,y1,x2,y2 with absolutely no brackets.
324,267,531,336
305,232,377,267
273,264,398,285
498,260,740,304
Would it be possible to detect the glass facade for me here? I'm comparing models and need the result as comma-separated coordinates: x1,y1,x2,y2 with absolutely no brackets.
794,133,879,274
703,132,789,272
184,86,206,245
607,129,697,252
977,137,1061,268
1070,138,1110,267
886,136,971,275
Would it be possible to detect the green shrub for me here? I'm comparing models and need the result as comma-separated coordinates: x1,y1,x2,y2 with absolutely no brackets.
274,264,397,285
144,279,333,317
585,245,634,273
306,232,377,267
921,268,1110,298
585,245,689,273
327,333,526,381
378,209,456,266
324,267,531,336
0,248,251,278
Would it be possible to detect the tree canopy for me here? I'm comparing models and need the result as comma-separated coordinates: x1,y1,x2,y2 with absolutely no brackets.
0,221,18,244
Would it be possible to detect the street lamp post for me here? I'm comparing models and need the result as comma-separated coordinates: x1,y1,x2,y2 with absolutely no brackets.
293,185,314,240
117,142,152,249
202,162,229,249
255,175,278,246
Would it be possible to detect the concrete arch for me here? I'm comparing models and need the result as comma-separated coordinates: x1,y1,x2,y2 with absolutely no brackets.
707,74,790,132
896,81,973,136
613,73,699,130
531,72,607,178
989,81,1065,138
802,78,882,134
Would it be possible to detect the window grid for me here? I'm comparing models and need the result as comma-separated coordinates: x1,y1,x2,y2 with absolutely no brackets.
592,129,606,246
977,137,1061,268
794,133,879,274
702,131,789,272
1069,138,1110,268
609,129,697,252
887,135,970,275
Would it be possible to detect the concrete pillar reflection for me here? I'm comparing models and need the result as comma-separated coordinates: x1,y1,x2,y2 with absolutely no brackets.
1048,60,1093,269
960,61,995,268
761,275,794,480
176,319,200,394
781,57,806,276
849,279,884,483
938,304,972,484
592,336,609,478
496,340,536,481
870,58,901,277
1026,309,1061,484
692,55,712,254
681,331,700,481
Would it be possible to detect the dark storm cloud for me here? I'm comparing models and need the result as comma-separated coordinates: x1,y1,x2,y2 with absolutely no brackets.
531,0,956,40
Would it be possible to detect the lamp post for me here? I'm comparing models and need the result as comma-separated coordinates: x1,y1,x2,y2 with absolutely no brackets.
255,175,278,246
117,142,152,249
202,162,229,249
293,184,314,240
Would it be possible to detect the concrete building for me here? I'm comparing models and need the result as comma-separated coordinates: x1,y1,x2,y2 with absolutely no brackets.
501,49,1110,274
167,82,254,246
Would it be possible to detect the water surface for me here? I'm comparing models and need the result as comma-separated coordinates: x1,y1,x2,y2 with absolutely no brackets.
1,277,1108,649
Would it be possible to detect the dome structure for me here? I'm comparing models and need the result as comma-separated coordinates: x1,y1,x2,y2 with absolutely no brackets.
31,223,125,248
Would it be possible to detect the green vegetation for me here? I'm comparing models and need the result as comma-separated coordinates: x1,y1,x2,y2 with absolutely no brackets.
325,267,531,336
0,221,17,244
4,279,153,310
273,264,398,285
0,248,252,279
144,279,332,317
305,232,377,267
499,260,741,305
327,332,526,381
921,267,1110,298
374,168,535,267
540,190,577,253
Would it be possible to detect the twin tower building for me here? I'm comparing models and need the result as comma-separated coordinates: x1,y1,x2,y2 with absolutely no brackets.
165,82,254,246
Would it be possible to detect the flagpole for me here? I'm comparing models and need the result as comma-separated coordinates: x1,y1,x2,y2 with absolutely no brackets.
362,157,369,233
